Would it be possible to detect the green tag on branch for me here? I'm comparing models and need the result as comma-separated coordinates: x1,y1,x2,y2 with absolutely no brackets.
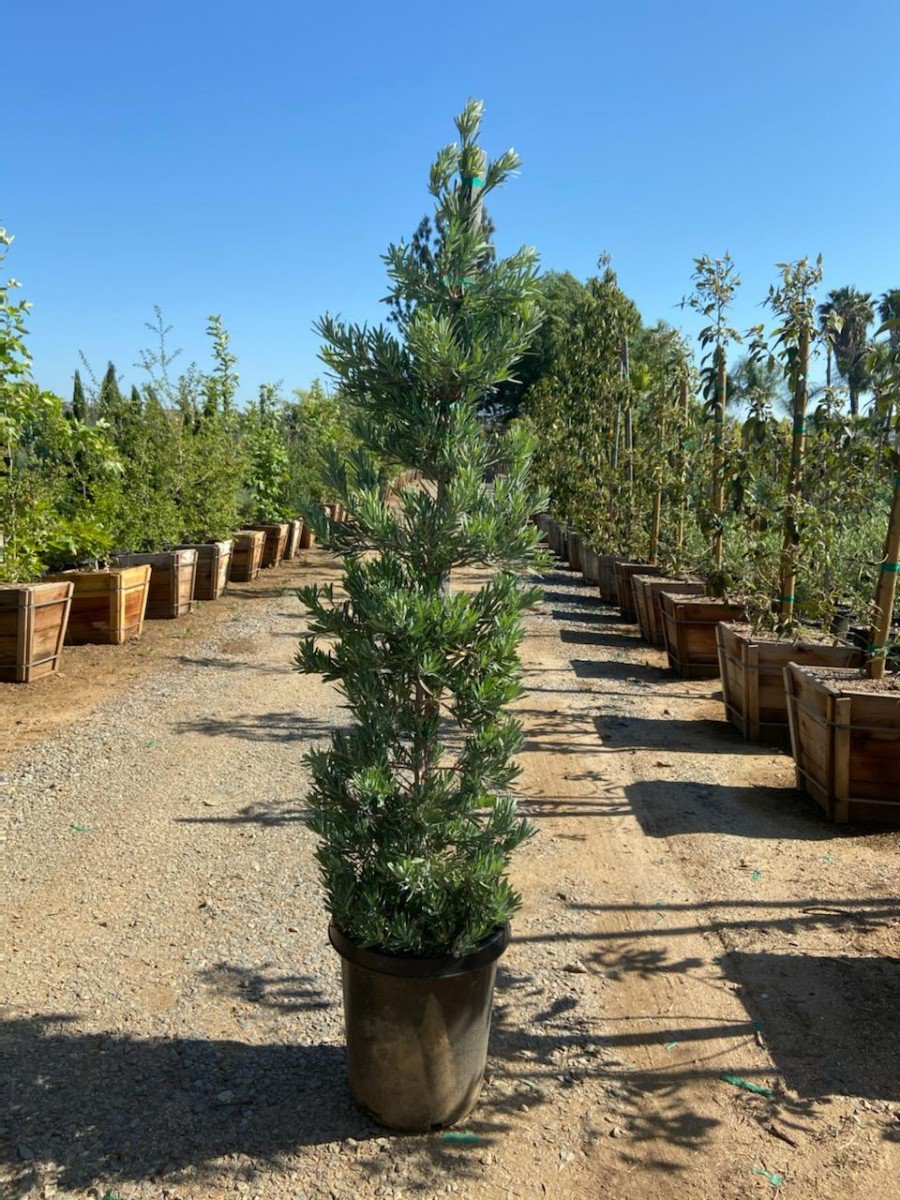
893,475,900,490
778,595,796,603
880,561,900,573
462,175,483,187
793,418,807,434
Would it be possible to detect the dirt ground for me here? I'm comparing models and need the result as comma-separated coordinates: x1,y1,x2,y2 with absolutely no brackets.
2,552,899,1199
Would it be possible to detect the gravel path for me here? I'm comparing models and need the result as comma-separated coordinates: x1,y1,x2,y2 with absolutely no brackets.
2,553,900,1200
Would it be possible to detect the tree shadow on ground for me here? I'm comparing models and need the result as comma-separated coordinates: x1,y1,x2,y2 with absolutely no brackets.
572,657,669,685
559,626,645,649
720,950,900,1101
540,589,605,608
555,897,900,949
174,712,341,744
596,714,766,756
624,777,851,841
223,583,294,601
175,655,293,675
177,797,312,827
199,964,332,1013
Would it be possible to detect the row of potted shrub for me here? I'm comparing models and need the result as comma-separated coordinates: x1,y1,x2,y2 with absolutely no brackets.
0,519,309,684
540,513,900,828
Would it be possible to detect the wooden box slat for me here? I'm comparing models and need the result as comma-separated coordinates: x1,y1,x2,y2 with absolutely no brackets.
113,550,197,619
283,519,303,560
43,565,151,644
717,624,864,743
581,545,600,585
596,554,619,605
245,523,289,568
0,581,73,682
615,561,662,624
785,663,900,823
634,576,705,647
177,541,233,601
229,530,266,581
661,592,747,679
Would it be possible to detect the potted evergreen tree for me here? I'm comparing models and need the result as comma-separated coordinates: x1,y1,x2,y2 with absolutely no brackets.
296,100,544,1131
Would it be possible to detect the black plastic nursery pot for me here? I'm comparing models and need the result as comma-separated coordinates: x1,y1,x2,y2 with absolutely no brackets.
328,922,509,1132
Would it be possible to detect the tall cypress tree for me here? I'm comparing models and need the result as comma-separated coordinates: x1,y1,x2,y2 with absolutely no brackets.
70,369,88,422
297,100,546,957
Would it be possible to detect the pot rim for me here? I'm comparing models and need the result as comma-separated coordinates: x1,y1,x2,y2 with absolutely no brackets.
328,922,510,979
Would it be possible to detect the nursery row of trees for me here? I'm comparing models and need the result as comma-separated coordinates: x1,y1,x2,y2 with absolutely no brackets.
0,241,355,584
525,251,900,645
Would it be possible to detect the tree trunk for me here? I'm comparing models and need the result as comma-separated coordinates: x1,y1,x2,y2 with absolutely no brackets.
778,327,809,628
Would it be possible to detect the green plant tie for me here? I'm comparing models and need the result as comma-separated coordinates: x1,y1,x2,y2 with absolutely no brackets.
778,595,796,603
462,175,483,187
879,562,900,572
894,474,900,490
793,417,807,434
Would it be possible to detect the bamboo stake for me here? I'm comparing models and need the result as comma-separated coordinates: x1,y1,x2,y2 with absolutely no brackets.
778,327,809,626
712,345,726,571
868,422,900,679
675,376,689,563
649,393,666,562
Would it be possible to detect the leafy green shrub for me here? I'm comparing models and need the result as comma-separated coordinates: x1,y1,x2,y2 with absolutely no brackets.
241,384,291,522
282,380,357,510
0,230,121,579
296,101,546,958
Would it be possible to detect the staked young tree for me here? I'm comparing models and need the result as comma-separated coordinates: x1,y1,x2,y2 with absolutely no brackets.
296,100,546,957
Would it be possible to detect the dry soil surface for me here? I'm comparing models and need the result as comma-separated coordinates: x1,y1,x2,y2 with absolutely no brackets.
2,552,900,1200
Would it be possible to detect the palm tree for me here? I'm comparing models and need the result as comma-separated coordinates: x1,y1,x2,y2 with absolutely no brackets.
817,286,875,415
879,289,900,347
729,353,787,416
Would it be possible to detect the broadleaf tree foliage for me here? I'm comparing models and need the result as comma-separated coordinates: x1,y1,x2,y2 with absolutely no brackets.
296,100,547,958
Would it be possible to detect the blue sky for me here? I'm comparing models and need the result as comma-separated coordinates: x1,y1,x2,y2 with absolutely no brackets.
5,0,898,400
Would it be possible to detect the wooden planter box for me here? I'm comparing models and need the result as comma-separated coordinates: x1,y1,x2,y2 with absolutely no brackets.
0,581,73,683
246,522,289,568
229,530,265,581
566,532,584,573
545,518,562,557
633,575,706,647
717,624,865,745
535,513,552,544
284,519,303,560
615,561,662,624
177,541,233,601
298,521,315,550
661,592,747,679
114,549,197,620
43,565,150,645
597,554,618,605
784,663,900,823
581,545,600,585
